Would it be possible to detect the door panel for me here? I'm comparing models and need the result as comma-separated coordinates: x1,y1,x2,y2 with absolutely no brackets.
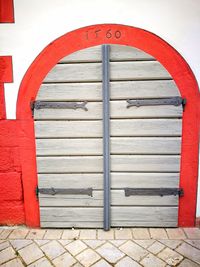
109,45,182,227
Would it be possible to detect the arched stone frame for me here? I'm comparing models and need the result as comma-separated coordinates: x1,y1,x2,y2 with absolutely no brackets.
17,24,200,227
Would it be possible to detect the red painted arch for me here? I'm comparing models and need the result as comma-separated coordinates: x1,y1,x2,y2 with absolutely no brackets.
17,24,200,227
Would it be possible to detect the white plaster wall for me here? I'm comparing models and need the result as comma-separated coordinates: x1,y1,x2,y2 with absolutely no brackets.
0,0,199,216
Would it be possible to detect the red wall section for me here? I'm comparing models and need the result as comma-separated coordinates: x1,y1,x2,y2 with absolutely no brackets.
0,55,23,225
0,147,21,172
0,172,22,201
0,120,19,145
0,120,25,225
0,202,24,225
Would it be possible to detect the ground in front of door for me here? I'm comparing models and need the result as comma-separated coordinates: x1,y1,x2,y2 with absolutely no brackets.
0,227,200,267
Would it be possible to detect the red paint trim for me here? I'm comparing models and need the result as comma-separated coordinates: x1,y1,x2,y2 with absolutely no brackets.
0,0,14,23
17,24,200,227
0,56,13,83
0,84,6,119
18,119,39,227
0,56,13,119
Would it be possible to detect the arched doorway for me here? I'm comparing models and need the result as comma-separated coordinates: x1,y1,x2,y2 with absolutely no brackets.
17,24,199,228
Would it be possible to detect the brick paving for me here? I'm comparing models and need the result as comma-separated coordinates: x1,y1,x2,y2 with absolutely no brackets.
0,227,200,266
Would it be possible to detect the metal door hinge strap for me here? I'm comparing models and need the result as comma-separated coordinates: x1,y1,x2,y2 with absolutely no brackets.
126,97,186,108
37,187,93,197
124,188,184,197
32,101,88,111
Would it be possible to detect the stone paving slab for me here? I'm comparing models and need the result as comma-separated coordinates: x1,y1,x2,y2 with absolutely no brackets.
166,228,187,240
97,229,114,240
18,243,44,265
158,247,183,266
140,253,165,267
96,242,125,263
147,241,165,254
149,228,168,239
0,227,200,266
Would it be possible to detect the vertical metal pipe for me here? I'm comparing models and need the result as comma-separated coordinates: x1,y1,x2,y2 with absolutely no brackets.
102,44,110,231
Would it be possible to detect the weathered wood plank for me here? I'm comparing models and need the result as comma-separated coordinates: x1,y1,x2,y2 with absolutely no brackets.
37,80,180,101
38,174,104,189
111,137,181,155
40,207,103,222
34,101,182,120
40,207,178,227
111,221,177,227
35,119,182,138
34,120,102,138
36,138,102,156
60,45,154,63
38,173,179,189
39,190,178,207
44,61,171,83
36,155,180,173
111,155,180,172
37,156,103,173
111,207,178,227
36,137,181,155
110,119,182,137
110,61,171,81
41,221,103,228
41,220,177,228
39,190,103,207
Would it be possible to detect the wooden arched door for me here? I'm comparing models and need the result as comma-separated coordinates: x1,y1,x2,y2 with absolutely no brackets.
33,44,184,229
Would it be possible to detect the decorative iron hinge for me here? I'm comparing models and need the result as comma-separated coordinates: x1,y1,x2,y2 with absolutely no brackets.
31,101,88,116
127,97,186,110
30,101,35,117
36,187,93,197
124,188,184,197
35,186,39,199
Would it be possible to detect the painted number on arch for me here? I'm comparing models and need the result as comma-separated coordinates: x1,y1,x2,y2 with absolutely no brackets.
85,29,122,40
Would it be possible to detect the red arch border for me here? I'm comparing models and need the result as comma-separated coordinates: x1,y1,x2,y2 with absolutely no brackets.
17,24,200,227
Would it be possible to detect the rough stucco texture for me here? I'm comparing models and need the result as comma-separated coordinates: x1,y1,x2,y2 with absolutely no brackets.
0,120,25,225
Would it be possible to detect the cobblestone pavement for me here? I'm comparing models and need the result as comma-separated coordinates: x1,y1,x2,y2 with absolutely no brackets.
0,227,200,266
